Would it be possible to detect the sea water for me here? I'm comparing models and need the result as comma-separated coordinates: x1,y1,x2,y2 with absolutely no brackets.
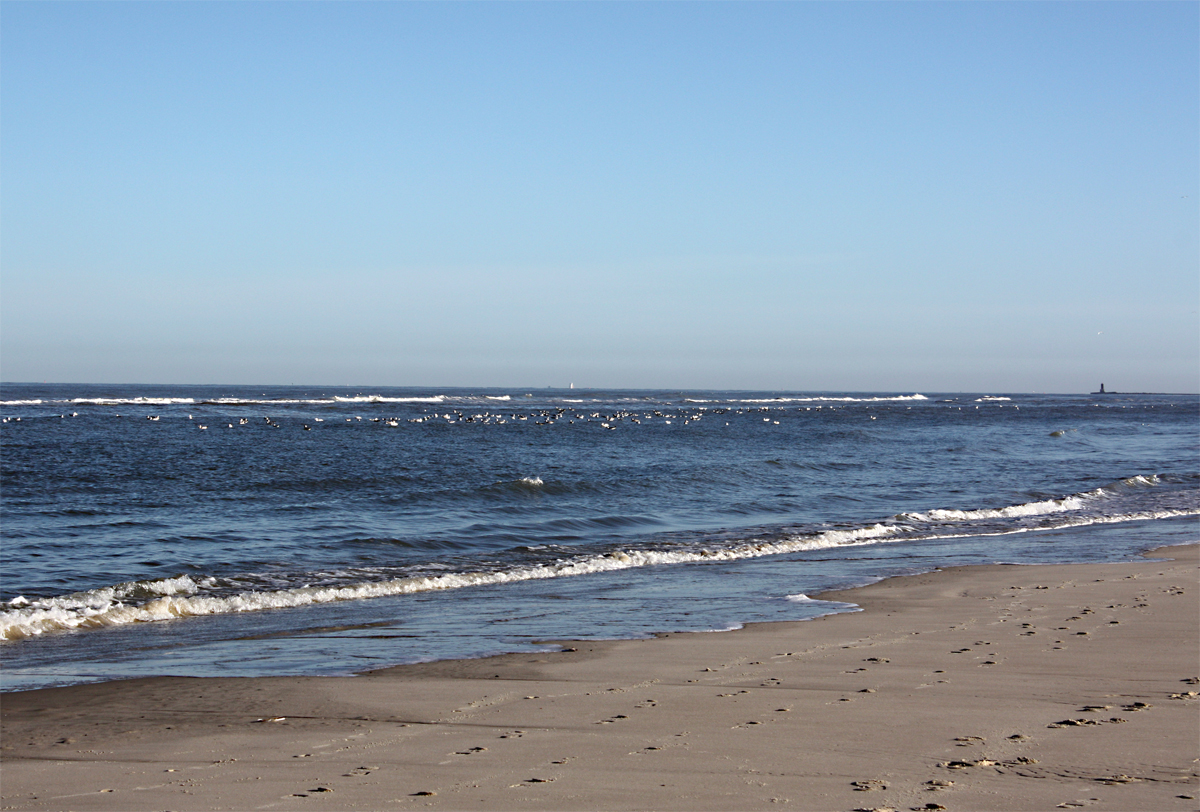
1,384,1196,691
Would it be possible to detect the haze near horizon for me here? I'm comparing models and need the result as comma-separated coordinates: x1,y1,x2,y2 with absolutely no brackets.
2,2,1197,394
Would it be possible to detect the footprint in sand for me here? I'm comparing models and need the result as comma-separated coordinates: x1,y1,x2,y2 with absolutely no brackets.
942,758,997,769
1095,774,1142,785
1047,717,1126,728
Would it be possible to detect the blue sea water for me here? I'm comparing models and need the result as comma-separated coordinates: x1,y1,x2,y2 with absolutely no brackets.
1,384,1196,692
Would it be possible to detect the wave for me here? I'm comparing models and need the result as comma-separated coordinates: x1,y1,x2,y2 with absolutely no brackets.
204,396,447,405
5,395,453,407
898,495,1087,522
476,476,547,496
0,524,898,641
67,397,197,406
4,392,934,410
2,474,1193,643
330,395,447,404
735,394,929,404
896,475,1163,523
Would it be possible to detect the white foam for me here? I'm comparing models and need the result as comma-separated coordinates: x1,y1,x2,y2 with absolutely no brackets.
915,508,1200,544
899,494,1089,523
738,394,928,404
975,396,1011,402
18,395,452,408
1114,474,1160,488
784,594,862,618
68,397,197,406
4,480,1192,643
332,395,446,404
1042,508,1199,531
0,524,901,642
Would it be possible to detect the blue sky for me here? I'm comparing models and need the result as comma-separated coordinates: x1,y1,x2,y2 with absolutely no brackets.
3,2,1196,393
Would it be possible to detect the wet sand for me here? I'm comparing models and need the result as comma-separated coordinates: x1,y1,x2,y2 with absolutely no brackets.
2,544,1197,811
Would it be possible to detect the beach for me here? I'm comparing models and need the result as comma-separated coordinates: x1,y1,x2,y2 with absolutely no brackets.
2,544,1196,811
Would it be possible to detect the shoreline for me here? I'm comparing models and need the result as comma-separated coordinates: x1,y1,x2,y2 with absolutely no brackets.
2,544,1197,810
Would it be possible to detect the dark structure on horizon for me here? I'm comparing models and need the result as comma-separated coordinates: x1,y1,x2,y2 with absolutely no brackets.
1090,384,1182,395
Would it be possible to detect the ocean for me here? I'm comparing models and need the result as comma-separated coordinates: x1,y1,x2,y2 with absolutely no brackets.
1,384,1196,692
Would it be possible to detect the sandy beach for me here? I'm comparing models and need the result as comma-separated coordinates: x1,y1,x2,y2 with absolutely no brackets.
2,544,1196,812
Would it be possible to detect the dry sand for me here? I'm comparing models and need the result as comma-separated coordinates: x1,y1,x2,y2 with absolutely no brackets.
2,544,1197,811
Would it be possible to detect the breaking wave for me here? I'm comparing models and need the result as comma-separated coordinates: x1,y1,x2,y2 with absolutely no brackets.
1,525,898,641
2,474,1194,643
67,397,197,406
896,475,1163,523
749,394,928,403
688,394,930,404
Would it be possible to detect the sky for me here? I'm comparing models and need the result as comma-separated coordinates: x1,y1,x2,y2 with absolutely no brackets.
2,2,1197,393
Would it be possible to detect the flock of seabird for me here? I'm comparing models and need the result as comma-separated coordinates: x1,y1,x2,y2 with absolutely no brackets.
0,404,958,434
0,405,804,431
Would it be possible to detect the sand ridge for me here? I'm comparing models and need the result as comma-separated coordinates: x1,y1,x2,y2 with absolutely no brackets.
2,545,1197,811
